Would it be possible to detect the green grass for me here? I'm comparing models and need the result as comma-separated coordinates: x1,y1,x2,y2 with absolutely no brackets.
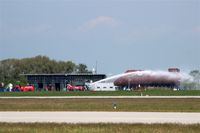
0,90,200,97
0,123,200,133
1,98,200,112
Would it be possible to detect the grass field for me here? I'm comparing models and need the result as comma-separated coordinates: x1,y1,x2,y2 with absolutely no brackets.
0,90,200,97
0,123,200,133
0,98,200,112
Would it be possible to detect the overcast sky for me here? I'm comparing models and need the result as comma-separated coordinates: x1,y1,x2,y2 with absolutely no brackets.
0,0,199,74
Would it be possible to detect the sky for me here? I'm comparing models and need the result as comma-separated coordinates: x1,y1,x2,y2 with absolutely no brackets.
0,0,200,74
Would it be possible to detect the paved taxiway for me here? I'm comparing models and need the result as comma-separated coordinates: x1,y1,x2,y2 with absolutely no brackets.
1,112,200,124
1,96,200,99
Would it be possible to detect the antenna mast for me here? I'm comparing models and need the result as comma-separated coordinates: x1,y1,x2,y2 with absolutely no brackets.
95,61,98,74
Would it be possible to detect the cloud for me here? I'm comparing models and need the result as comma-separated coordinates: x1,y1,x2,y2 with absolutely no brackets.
79,16,119,31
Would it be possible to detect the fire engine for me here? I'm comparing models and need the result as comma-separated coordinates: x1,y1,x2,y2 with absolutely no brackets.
15,85,35,92
66,84,85,91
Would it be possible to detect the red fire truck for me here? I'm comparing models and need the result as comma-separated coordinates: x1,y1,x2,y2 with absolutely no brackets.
15,85,35,92
66,84,85,91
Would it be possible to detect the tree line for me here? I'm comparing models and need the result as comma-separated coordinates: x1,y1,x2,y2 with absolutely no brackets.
181,70,200,90
0,55,89,86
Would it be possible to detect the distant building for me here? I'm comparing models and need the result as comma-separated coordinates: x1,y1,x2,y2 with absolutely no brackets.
89,68,183,91
115,68,181,90
23,73,106,91
168,68,180,72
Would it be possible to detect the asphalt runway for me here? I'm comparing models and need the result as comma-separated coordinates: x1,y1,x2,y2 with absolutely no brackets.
1,112,200,124
1,96,200,99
